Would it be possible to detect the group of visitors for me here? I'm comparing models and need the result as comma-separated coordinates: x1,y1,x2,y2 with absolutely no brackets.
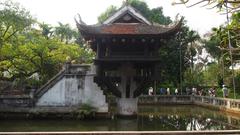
148,85,229,98
148,87,180,95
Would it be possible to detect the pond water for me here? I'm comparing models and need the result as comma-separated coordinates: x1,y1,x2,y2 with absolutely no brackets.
0,105,240,132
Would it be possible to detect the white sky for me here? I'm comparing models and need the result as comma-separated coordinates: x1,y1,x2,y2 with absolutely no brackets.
12,0,227,35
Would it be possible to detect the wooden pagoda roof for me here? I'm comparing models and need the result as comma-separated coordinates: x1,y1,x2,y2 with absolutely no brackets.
76,4,183,38
77,21,183,36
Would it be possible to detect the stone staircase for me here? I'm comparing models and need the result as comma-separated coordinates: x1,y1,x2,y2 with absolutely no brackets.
133,79,151,98
94,77,121,98
34,69,65,99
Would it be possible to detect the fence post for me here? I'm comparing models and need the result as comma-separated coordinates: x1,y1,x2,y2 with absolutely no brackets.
227,100,231,109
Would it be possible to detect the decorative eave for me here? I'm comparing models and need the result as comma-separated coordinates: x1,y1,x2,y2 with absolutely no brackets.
76,17,183,39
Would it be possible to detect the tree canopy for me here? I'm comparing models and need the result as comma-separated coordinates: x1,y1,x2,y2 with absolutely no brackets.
98,0,172,25
0,0,93,90
172,0,240,13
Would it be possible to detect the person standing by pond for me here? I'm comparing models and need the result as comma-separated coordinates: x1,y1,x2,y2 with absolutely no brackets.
148,87,153,96
175,88,178,95
222,85,228,98
212,87,216,97
167,88,170,95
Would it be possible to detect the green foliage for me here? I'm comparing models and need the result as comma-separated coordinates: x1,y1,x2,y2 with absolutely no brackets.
0,0,34,47
183,68,204,87
173,0,240,13
202,63,221,86
159,24,200,87
150,7,172,25
97,0,172,25
204,33,222,60
54,22,78,44
98,5,117,23
127,0,151,19
127,0,172,24
234,71,240,92
203,11,240,90
0,0,94,89
0,29,92,83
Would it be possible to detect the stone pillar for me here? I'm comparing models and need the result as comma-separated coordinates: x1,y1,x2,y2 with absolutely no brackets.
116,64,138,116
117,98,137,116
213,98,216,105
227,100,231,109
65,61,71,74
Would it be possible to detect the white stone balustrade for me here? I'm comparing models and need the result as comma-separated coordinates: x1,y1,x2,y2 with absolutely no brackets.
138,95,240,114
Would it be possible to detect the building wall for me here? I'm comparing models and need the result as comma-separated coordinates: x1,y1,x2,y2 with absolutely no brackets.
36,65,108,113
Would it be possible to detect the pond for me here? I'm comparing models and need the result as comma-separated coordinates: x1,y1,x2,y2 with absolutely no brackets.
0,105,239,132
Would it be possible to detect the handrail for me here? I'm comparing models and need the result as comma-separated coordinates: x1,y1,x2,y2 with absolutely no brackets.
138,95,240,113
34,69,66,98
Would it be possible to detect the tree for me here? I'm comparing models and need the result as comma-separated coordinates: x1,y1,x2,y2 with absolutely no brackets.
54,22,78,44
0,0,94,89
172,0,240,13
0,29,92,85
0,0,34,48
185,30,200,72
39,23,53,39
98,5,117,23
98,0,172,25
150,7,172,25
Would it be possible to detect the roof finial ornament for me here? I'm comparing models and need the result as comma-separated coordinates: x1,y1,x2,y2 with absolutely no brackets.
74,13,86,25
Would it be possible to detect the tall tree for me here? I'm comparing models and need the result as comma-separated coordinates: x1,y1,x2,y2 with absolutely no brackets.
54,22,78,44
98,0,172,25
0,0,94,89
0,0,34,48
39,23,53,39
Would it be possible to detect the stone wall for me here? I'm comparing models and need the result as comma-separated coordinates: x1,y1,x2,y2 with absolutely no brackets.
0,95,33,107
36,64,108,113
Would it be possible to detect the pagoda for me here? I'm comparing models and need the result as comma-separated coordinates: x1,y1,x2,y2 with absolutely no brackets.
76,4,182,115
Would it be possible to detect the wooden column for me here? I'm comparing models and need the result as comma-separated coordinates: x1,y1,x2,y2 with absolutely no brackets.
96,43,100,59
154,80,157,96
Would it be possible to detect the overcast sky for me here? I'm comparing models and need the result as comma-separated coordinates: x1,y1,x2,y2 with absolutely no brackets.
12,0,227,35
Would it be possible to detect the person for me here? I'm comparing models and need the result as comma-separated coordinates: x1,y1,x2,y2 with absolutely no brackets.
148,87,153,96
175,88,178,95
160,88,163,95
167,88,170,95
208,88,213,96
212,87,216,97
198,89,203,96
186,87,190,95
192,87,197,96
222,85,228,98
162,88,166,95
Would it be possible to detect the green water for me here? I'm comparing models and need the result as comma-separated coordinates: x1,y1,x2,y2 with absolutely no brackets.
0,105,239,131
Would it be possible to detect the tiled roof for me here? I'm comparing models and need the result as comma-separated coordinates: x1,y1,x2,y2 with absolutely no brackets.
75,4,183,37
77,19,183,36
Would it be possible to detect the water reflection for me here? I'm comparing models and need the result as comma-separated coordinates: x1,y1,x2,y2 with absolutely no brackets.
0,105,239,131
137,105,240,131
